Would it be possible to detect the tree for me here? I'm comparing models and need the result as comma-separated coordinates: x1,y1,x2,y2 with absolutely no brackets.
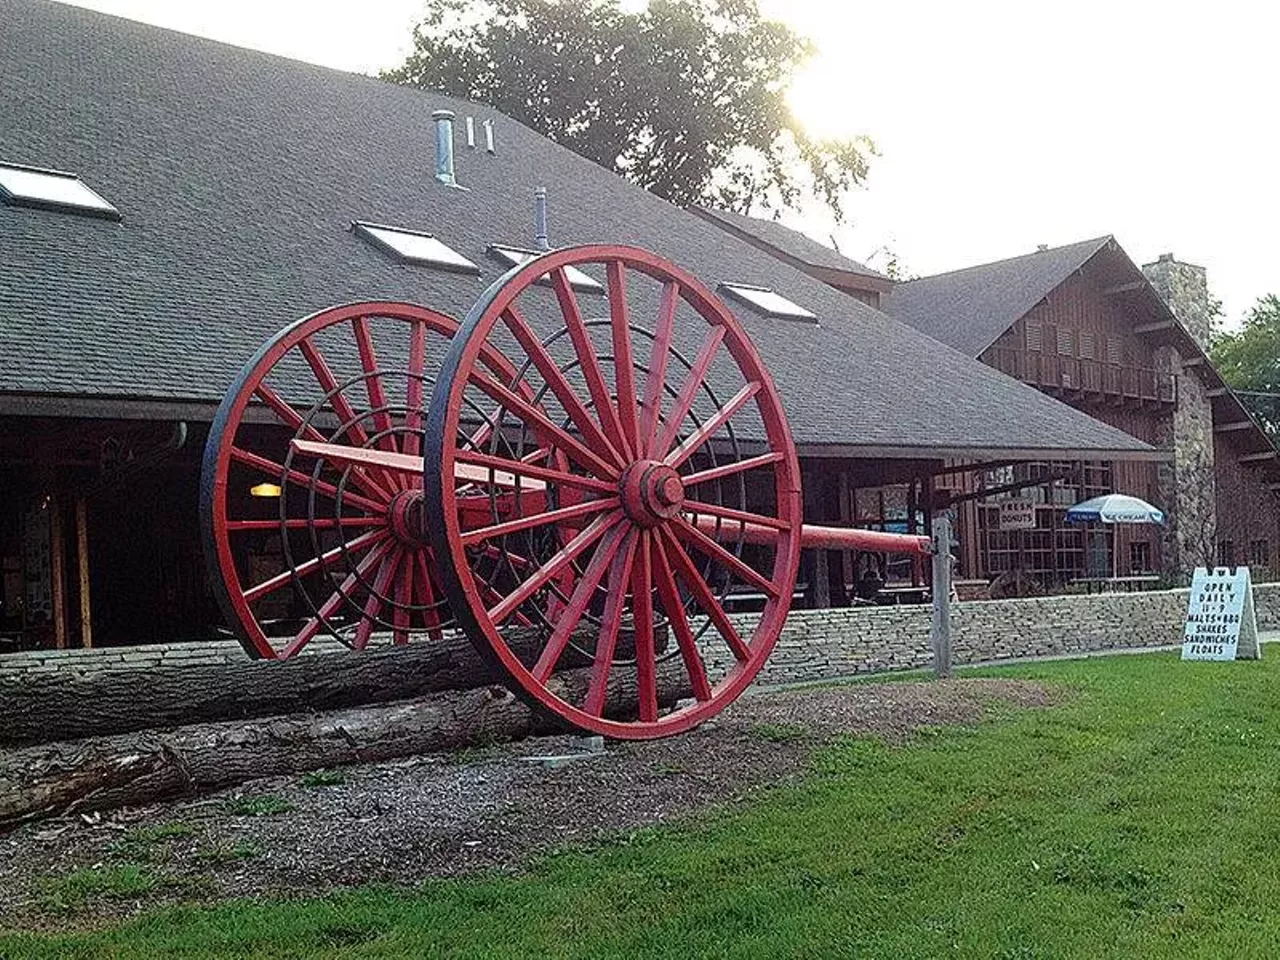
1211,294,1280,437
383,0,873,220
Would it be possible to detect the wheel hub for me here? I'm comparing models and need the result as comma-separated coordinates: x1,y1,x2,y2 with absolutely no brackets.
387,488,430,547
619,460,685,527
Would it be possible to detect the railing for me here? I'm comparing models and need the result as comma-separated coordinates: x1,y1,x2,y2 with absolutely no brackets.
987,348,1176,404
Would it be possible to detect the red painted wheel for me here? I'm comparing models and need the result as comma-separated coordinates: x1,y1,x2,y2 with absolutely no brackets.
423,245,803,738
201,302,460,659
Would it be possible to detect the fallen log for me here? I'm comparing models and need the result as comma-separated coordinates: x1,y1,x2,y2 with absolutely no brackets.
0,626,664,747
0,658,691,829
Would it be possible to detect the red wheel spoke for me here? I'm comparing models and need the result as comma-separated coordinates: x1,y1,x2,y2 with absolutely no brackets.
658,527,750,662
298,338,373,449
640,281,680,458
229,446,387,515
650,533,713,701
415,550,446,640
487,510,624,626
393,549,413,645
682,452,785,487
607,261,642,453
226,517,384,532
664,381,761,469
631,530,659,722
460,496,619,547
281,538,394,657
243,528,389,603
254,384,327,445
654,325,726,458
682,499,790,531
354,547,403,650
499,305,625,469
404,320,427,460
466,368,620,479
671,516,779,598
532,523,629,682
455,448,616,495
550,269,634,462
351,316,398,453
583,528,639,717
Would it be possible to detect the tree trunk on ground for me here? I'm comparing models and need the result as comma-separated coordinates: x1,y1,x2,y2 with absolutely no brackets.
0,627,663,746
0,659,691,830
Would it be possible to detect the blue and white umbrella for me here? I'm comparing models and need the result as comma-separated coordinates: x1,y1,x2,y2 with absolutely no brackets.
1064,494,1165,525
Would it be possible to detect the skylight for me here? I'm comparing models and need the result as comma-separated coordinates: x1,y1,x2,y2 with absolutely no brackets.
488,244,603,291
352,221,480,274
720,283,816,321
0,162,120,220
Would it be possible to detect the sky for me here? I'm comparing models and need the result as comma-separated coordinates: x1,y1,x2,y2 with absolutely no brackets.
65,0,1279,327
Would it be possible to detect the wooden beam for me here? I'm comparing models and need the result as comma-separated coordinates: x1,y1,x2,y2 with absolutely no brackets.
1267,483,1280,492
1215,420,1255,433
49,497,67,650
1135,320,1175,334
75,496,92,649
1206,386,1229,397
1182,356,1206,367
1240,450,1278,463
1102,281,1145,295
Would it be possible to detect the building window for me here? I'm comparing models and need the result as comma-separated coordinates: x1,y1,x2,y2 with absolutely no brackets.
1129,541,1152,574
1025,323,1043,351
1218,540,1236,567
0,161,121,220
1249,539,1271,569
351,221,480,273
487,244,603,291
719,283,816,321
1057,327,1075,356
1079,331,1096,360
1106,335,1123,365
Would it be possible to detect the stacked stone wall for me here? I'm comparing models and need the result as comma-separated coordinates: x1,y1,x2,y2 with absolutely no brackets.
5,586,1278,689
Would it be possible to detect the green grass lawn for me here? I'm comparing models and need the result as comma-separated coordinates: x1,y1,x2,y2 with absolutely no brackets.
5,651,1280,959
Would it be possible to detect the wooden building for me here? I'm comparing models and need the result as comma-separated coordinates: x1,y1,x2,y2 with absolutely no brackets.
0,0,1160,652
711,217,1280,590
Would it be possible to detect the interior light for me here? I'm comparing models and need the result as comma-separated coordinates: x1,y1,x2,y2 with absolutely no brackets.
250,482,282,498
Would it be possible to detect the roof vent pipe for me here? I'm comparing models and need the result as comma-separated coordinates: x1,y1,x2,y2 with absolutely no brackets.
1037,244,1049,252
535,187,549,251
432,109,457,185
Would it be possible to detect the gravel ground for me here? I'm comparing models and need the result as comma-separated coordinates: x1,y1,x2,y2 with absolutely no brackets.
0,677,1057,929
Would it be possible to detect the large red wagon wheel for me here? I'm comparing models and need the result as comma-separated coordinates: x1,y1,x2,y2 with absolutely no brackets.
201,302,461,659
423,245,804,738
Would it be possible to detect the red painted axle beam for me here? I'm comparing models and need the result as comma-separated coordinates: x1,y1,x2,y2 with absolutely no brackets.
291,439,934,557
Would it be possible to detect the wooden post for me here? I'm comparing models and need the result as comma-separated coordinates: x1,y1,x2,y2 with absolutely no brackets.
49,497,68,650
931,515,953,679
75,496,92,649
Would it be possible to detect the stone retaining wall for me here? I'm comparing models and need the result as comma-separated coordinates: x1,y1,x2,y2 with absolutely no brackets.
3,585,1278,685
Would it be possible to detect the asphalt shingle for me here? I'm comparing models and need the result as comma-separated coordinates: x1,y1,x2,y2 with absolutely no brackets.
0,0,1151,459
880,238,1112,357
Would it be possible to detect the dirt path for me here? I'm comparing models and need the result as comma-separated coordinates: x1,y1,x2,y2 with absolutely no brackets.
0,677,1057,928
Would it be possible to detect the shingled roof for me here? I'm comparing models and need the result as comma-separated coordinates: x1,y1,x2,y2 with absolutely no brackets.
0,0,1154,461
881,237,1113,356
691,206,889,282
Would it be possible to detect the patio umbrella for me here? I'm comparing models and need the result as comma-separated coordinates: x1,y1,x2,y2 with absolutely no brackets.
1064,493,1164,581
1064,494,1165,525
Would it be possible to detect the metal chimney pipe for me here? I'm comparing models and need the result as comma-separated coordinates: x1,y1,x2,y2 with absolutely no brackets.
535,187,549,251
432,109,457,185
483,118,496,154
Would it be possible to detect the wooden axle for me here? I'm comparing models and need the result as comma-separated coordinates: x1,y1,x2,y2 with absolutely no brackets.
291,439,933,558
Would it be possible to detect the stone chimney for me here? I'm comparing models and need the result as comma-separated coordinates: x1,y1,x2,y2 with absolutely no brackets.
1142,253,1212,350
1142,252,1217,579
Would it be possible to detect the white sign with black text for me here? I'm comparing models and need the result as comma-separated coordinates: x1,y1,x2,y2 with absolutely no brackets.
1181,566,1261,661
998,500,1036,531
